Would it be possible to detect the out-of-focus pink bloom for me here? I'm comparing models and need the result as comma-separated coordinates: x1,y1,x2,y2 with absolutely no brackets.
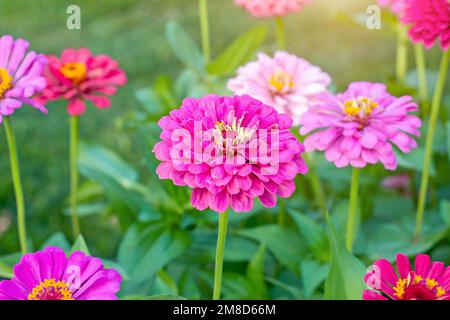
153,94,308,213
0,35,47,124
234,0,310,18
39,48,127,116
381,173,411,194
0,247,121,300
228,51,331,126
400,0,450,50
377,0,410,16
364,253,450,300
299,82,421,170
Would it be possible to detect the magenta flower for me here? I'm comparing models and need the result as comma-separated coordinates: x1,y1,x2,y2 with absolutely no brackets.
153,94,308,212
39,48,127,116
0,247,121,300
228,51,331,126
234,0,309,18
364,253,450,300
400,0,450,50
299,82,421,170
0,35,48,124
377,0,410,16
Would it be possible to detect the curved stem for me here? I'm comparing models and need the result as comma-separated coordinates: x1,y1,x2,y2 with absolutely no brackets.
70,116,80,238
396,23,408,85
276,16,286,51
415,50,449,240
414,44,429,116
346,168,361,252
198,0,211,64
213,210,229,300
4,117,27,254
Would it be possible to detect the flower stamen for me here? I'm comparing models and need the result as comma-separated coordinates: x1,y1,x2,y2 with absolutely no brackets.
60,62,87,84
0,68,13,99
28,279,74,300
269,70,294,94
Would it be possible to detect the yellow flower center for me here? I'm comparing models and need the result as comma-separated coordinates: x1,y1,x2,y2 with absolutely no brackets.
343,97,378,117
269,70,294,94
213,118,256,156
393,274,446,300
59,62,87,84
28,279,74,300
0,68,13,99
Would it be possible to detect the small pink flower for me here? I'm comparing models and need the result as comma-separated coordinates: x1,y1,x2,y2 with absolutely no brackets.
153,94,308,213
364,253,450,300
377,0,410,16
228,51,331,126
299,82,421,170
381,173,411,195
39,48,127,116
234,0,310,18
0,247,121,300
0,35,48,124
400,0,450,50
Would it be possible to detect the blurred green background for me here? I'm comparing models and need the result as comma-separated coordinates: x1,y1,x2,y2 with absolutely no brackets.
0,0,444,258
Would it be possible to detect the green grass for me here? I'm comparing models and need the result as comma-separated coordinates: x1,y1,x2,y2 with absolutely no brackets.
0,0,442,255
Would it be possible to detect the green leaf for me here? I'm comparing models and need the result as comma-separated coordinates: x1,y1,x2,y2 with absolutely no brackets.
207,25,267,75
69,235,90,255
440,200,450,228
239,224,306,273
447,122,450,162
40,232,71,251
291,211,329,261
246,244,268,299
165,21,204,71
0,261,13,279
301,260,330,298
324,214,367,300
395,147,436,176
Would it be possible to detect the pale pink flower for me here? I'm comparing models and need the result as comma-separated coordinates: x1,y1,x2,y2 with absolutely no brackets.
228,51,331,126
378,0,410,16
234,0,309,18
299,82,421,170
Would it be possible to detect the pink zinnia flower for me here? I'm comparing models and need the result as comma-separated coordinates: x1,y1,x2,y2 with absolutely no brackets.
364,253,450,300
400,0,450,50
234,0,309,18
299,82,421,170
0,247,121,300
153,94,308,212
39,48,127,116
381,173,411,195
228,51,331,126
0,35,47,124
377,0,410,16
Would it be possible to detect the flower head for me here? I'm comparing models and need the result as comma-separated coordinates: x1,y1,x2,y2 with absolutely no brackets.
299,82,421,170
153,94,308,213
377,0,410,16
228,51,331,126
39,48,127,116
234,0,309,18
0,35,48,124
400,0,450,50
364,253,450,300
0,247,121,300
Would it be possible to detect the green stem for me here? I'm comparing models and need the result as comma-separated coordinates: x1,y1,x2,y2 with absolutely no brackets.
277,199,286,226
414,44,429,116
198,0,211,64
346,168,361,252
4,117,27,254
396,23,408,85
213,211,229,300
276,16,286,51
305,153,327,215
415,50,449,240
70,116,80,238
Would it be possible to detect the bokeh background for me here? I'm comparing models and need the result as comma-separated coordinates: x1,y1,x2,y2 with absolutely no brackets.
0,0,448,299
